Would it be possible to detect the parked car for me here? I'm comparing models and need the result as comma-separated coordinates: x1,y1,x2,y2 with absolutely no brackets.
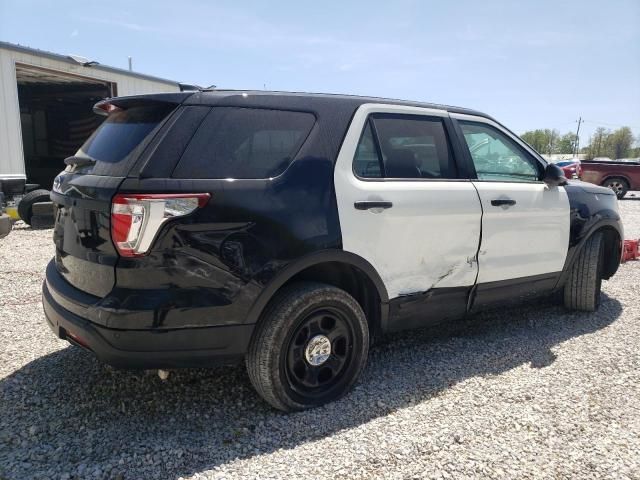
555,159,582,179
42,91,624,411
581,160,640,198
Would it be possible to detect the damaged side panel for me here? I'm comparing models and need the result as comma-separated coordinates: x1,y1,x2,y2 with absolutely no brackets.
388,286,472,331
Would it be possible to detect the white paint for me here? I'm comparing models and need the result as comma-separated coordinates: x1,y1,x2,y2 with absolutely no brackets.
449,112,571,283
334,104,482,299
472,182,570,283
0,44,180,179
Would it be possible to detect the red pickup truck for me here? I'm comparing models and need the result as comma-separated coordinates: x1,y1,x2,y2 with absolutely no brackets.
580,160,640,198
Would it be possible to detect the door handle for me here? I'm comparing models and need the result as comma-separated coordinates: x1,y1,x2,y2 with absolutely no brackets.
491,199,516,207
354,201,393,210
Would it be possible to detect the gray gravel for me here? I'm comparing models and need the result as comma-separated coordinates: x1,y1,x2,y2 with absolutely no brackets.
1,199,639,480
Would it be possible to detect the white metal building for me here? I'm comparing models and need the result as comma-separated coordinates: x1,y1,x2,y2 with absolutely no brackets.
0,41,184,198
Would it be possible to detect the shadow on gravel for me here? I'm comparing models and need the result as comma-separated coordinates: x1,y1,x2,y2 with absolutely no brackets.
0,294,622,479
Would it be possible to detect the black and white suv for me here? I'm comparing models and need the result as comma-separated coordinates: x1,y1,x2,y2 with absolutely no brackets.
43,91,623,411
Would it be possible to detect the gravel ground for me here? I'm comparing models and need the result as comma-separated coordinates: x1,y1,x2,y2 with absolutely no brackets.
1,198,639,480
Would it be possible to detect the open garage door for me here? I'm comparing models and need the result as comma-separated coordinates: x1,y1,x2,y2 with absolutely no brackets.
16,64,115,189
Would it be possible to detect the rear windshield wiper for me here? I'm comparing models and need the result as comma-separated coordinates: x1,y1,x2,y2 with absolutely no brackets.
64,156,96,168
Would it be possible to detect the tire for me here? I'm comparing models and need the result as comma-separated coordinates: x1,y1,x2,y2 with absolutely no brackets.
246,282,369,412
563,232,604,311
602,177,629,199
17,189,51,225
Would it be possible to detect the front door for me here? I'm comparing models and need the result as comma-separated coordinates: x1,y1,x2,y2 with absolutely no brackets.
334,105,483,326
452,115,570,306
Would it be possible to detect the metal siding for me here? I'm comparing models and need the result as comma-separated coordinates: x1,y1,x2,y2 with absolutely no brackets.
0,49,25,176
0,47,180,177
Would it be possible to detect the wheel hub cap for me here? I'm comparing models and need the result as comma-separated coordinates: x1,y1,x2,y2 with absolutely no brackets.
304,335,331,366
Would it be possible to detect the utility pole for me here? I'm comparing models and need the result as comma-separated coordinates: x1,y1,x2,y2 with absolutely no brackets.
573,116,582,158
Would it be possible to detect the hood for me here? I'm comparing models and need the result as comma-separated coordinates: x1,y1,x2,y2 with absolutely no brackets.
566,180,616,196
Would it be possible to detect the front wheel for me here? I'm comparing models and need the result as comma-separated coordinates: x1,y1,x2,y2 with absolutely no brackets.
563,232,604,311
246,282,369,411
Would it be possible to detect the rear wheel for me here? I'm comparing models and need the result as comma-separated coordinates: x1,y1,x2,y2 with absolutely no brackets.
603,177,629,199
563,232,604,311
17,189,51,225
246,282,369,411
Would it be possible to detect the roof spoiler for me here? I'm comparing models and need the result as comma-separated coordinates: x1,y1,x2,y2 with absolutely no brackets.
93,92,193,116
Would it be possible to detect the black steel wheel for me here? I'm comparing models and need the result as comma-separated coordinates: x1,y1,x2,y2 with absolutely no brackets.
284,306,354,395
246,282,369,411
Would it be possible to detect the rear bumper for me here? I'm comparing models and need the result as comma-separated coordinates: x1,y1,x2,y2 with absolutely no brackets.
42,268,254,369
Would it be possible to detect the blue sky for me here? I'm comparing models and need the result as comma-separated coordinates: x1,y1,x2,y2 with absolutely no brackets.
1,0,639,143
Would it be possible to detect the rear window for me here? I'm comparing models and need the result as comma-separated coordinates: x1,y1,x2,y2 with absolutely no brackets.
76,104,175,176
172,107,315,179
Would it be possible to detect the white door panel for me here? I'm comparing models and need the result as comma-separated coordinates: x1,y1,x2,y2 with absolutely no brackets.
450,113,571,284
333,104,482,299
339,180,481,297
473,182,570,283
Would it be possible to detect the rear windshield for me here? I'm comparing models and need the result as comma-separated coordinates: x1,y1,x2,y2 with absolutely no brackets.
75,104,174,176
172,107,315,179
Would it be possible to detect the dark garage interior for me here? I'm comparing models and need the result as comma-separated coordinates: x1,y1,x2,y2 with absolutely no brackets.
16,65,114,189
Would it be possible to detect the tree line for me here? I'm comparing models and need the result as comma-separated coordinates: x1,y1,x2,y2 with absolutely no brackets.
520,126,639,159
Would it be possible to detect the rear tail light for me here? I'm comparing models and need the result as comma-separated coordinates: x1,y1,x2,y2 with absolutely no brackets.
111,193,210,257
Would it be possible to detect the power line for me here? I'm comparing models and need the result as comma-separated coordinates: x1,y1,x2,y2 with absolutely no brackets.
581,119,640,129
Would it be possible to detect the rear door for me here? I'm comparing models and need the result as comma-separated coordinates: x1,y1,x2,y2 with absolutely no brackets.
450,114,570,305
334,104,482,326
51,101,180,297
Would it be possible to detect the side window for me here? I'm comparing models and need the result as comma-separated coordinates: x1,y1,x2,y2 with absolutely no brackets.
459,121,540,182
353,121,383,178
353,114,456,179
173,107,315,179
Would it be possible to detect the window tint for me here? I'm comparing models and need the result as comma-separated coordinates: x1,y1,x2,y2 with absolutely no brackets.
77,104,175,176
353,114,455,179
353,122,382,178
173,108,315,179
459,121,540,182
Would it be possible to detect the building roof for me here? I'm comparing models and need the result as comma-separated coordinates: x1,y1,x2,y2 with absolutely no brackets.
0,40,180,86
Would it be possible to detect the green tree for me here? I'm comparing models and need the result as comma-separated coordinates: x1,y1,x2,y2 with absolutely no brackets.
591,127,608,158
521,130,545,152
557,132,578,154
546,129,560,154
583,127,635,159
608,127,635,158
521,129,559,154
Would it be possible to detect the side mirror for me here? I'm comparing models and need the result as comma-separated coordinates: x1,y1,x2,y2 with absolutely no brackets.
543,163,568,187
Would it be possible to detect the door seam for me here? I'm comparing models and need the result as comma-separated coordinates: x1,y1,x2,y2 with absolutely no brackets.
467,181,484,313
